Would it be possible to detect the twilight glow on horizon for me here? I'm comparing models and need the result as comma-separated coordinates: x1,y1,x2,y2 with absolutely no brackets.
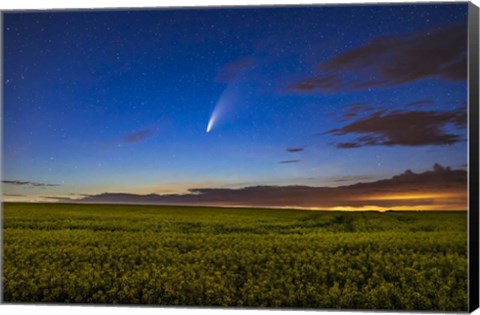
2,4,469,210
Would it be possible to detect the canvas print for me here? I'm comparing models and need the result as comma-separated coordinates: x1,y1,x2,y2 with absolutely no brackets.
1,2,478,311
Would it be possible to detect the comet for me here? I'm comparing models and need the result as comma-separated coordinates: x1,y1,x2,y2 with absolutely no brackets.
206,84,237,133
206,112,216,133
206,58,256,133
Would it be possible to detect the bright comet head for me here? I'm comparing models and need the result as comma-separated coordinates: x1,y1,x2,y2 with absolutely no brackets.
206,113,216,133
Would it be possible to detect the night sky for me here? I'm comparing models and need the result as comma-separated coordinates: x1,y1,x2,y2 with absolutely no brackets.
2,4,469,210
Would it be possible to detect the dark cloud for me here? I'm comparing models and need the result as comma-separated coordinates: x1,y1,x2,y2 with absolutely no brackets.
215,56,256,83
2,180,31,186
53,164,466,210
288,74,340,92
336,142,362,149
2,180,59,187
287,23,467,92
328,109,467,148
342,103,376,120
406,100,435,107
124,128,155,143
42,196,76,202
104,126,163,150
286,147,304,153
330,175,375,183
279,160,301,164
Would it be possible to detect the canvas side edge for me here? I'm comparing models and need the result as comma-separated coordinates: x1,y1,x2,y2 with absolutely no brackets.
468,1,480,313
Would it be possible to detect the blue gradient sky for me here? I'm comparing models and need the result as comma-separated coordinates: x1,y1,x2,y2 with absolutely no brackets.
2,4,469,206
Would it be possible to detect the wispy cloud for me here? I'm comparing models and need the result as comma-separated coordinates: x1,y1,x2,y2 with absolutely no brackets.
406,100,435,107
102,126,163,151
279,159,301,164
215,56,256,83
124,128,156,143
2,180,59,187
286,147,304,153
287,23,467,93
330,175,375,183
341,103,376,120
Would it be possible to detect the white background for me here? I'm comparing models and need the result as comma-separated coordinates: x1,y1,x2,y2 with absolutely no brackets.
0,0,479,315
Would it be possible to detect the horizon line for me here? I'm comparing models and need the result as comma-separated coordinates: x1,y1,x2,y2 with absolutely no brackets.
1,201,468,212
